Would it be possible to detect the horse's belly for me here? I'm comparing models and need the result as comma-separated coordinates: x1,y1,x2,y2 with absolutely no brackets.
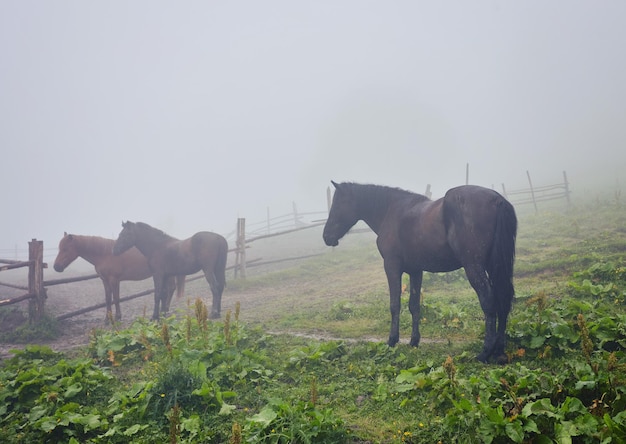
422,261,462,273
407,253,461,273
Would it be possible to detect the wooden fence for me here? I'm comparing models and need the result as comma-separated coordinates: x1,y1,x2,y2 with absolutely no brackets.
233,217,326,279
0,240,46,322
502,171,571,212
0,212,330,323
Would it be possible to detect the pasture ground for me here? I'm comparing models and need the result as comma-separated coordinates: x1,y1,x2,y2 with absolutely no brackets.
1,190,625,442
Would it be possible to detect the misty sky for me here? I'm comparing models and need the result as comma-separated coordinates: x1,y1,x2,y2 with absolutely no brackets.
1,1,625,258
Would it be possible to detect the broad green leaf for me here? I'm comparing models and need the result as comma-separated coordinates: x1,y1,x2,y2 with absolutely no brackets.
124,423,145,436
522,398,557,418
530,334,547,349
555,420,577,444
505,421,525,443
249,405,278,427
219,402,236,415
64,382,83,398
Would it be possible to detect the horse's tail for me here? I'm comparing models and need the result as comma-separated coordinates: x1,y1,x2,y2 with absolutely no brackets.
175,275,186,299
488,198,517,313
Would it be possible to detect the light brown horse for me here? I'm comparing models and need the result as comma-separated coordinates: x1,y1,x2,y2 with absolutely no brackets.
53,233,185,324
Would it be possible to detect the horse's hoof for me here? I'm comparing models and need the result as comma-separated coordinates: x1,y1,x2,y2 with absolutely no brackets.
409,338,420,348
494,354,508,365
210,312,220,319
387,337,399,347
476,352,489,363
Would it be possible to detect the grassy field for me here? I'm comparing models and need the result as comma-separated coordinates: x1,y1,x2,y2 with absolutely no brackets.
1,193,625,443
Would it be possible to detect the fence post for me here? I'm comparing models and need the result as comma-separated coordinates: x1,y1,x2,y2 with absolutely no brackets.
526,170,538,213
235,218,246,279
563,171,571,206
28,239,46,323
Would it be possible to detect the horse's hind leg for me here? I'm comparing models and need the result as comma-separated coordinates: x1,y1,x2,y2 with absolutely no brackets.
162,276,176,313
493,295,513,364
203,268,223,319
151,276,165,320
464,264,497,362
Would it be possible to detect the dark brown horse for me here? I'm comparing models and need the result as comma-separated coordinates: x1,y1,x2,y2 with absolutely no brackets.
323,182,517,363
53,233,185,324
112,221,228,320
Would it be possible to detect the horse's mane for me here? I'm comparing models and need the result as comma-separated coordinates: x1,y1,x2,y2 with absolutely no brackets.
69,235,115,255
342,182,429,213
135,222,177,242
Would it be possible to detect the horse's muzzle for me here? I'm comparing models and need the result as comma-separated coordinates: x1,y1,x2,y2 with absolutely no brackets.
323,234,339,247
53,264,65,272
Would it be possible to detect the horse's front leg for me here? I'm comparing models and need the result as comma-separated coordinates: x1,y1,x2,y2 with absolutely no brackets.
152,276,163,320
112,280,122,322
102,278,113,325
409,271,423,347
384,260,403,347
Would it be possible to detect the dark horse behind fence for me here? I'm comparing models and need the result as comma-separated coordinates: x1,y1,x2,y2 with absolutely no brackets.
53,233,185,324
113,221,228,320
323,181,517,363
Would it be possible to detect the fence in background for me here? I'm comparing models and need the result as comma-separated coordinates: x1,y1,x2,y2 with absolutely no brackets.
502,171,571,212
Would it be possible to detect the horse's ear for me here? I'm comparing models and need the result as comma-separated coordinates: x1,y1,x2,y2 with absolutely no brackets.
331,180,340,189
64,231,67,236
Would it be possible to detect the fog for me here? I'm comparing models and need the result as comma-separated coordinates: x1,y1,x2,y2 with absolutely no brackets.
1,1,625,259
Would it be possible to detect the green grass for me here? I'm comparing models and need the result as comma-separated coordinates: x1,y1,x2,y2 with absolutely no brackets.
0,310,60,343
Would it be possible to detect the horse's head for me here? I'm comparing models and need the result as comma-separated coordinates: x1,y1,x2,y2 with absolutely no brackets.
323,181,359,247
53,232,79,272
113,221,136,256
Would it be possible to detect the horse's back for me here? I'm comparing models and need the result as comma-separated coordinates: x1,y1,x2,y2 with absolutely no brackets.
189,231,228,254
97,247,152,281
159,231,227,275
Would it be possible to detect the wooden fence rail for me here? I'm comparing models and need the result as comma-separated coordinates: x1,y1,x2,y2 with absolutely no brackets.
234,219,326,279
502,171,571,212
